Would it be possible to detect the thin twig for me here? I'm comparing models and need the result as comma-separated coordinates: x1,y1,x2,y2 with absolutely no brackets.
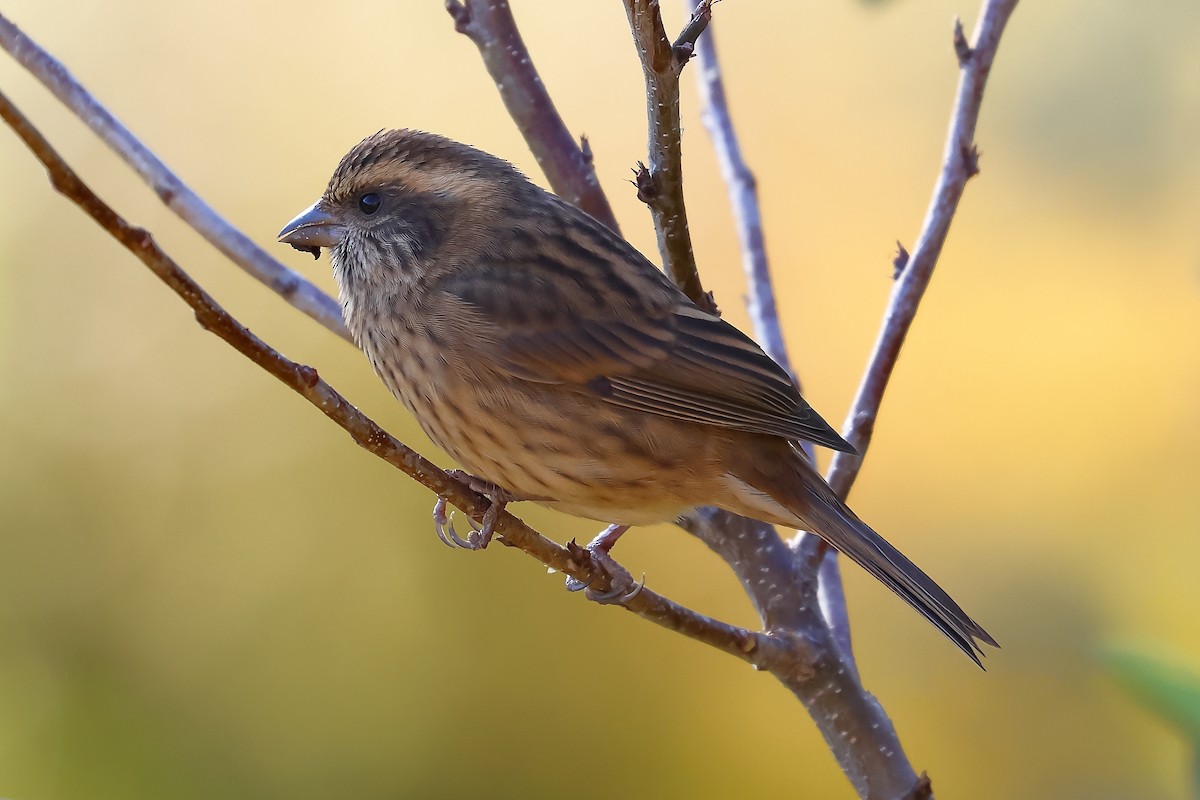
445,0,620,234
689,0,859,671
797,0,1021,593
823,0,1019,498
0,86,810,678
691,18,794,384
622,0,714,312
0,12,350,342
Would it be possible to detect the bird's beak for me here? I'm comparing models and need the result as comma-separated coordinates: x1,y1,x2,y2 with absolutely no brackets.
278,200,345,259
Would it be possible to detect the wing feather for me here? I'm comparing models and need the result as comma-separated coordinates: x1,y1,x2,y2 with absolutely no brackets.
436,213,854,453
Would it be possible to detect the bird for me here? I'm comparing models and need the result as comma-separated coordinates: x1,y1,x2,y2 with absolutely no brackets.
278,128,997,665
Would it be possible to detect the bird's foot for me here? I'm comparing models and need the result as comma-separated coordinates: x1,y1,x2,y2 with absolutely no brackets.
432,471,520,551
565,526,644,605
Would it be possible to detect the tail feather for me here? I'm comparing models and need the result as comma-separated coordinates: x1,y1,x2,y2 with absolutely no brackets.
731,443,998,666
799,479,998,666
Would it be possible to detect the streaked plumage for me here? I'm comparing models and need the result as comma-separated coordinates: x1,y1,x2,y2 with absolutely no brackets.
279,129,997,664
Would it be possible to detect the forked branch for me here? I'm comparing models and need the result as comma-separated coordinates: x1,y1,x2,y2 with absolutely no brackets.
802,1,1020,597
445,0,620,234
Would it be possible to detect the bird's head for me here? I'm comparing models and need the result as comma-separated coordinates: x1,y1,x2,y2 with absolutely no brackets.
278,129,531,279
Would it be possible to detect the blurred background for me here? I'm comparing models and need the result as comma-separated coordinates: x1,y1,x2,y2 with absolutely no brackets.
2,0,1199,797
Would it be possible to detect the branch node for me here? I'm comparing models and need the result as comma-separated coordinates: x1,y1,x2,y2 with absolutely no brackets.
622,0,705,305
953,17,973,65
297,364,320,388
766,629,819,681
901,773,934,800
672,42,694,67
579,134,594,166
445,0,471,34
672,0,714,70
962,142,981,177
447,0,619,232
632,162,658,204
564,538,609,593
565,539,588,575
892,241,910,279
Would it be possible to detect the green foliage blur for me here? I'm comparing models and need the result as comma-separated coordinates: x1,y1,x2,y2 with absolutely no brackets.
2,0,1199,798
1107,646,1200,796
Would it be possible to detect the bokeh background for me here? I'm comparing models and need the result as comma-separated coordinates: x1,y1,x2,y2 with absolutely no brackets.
2,0,1199,797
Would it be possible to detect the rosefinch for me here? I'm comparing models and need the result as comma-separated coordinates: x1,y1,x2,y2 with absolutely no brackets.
279,129,996,664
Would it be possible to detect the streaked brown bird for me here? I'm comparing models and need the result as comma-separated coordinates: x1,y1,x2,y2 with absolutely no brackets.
279,129,996,664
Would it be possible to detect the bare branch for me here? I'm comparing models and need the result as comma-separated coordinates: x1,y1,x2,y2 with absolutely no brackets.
690,1,1019,792
823,0,1020,499
0,86,811,680
680,509,926,800
797,0,1019,677
621,0,714,312
671,0,714,62
445,0,620,233
684,8,930,790
690,16,798,409
0,12,350,342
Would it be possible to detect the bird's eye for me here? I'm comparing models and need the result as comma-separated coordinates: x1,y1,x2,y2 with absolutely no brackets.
358,192,382,215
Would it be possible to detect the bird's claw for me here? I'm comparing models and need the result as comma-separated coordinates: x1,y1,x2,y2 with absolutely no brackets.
433,496,479,549
588,571,646,604
564,571,594,593
431,475,513,551
564,541,646,605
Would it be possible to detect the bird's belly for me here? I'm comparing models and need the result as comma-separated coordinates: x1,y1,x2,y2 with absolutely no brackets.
532,497,693,527
370,353,714,525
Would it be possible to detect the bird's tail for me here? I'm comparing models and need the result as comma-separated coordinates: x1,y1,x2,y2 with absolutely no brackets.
732,445,998,666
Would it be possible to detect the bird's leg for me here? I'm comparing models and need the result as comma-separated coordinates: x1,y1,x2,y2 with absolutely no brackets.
564,525,644,604
588,523,630,553
432,470,522,551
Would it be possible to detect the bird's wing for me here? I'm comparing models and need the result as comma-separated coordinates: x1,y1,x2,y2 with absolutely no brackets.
436,217,853,453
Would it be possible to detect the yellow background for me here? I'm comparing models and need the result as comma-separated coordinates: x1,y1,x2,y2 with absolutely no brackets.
2,0,1198,797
